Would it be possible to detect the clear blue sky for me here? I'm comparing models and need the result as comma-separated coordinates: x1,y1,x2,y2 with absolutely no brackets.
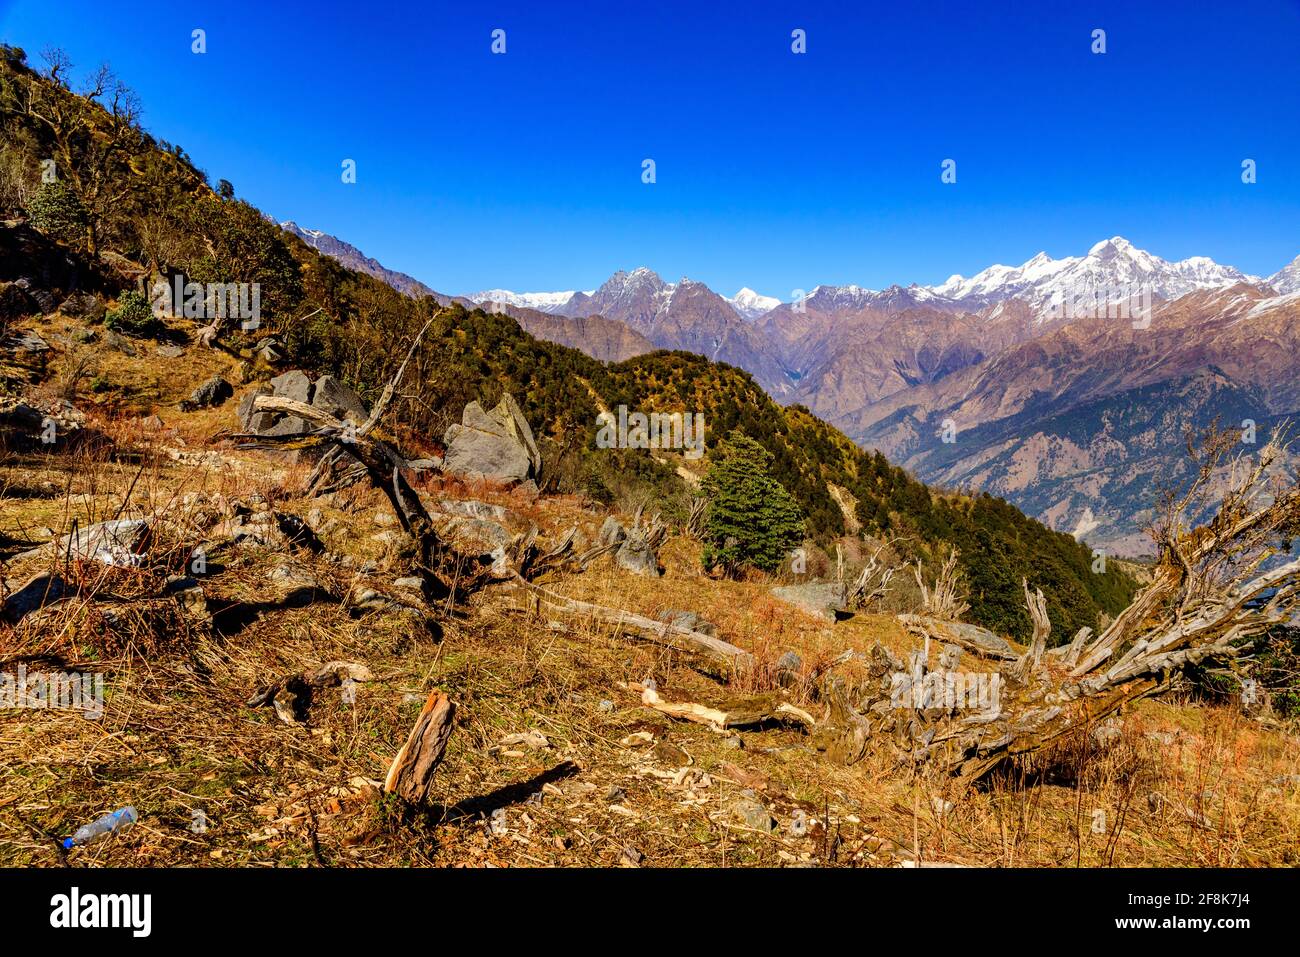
2,0,1298,297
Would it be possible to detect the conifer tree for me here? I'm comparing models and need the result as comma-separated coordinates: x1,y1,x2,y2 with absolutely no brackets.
700,431,805,575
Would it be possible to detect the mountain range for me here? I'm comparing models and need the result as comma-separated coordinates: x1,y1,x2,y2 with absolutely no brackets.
282,220,1300,555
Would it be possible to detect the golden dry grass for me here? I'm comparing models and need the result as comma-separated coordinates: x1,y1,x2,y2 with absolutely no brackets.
2,376,1299,868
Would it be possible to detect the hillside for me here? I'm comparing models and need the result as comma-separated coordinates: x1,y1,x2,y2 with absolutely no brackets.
0,49,1133,641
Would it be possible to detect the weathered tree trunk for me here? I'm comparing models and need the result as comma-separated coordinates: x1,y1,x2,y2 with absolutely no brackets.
384,691,455,805
519,579,755,672
816,429,1300,783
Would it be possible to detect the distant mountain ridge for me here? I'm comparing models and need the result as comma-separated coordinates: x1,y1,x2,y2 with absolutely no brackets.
275,217,1298,555
279,221,439,300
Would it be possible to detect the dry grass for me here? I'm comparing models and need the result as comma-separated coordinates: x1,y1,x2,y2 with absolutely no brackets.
2,366,1299,868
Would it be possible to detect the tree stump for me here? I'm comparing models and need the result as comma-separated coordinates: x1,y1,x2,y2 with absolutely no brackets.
384,690,455,805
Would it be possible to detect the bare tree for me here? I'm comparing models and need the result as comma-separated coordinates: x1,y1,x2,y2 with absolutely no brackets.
17,50,143,255
817,427,1300,782
913,546,970,620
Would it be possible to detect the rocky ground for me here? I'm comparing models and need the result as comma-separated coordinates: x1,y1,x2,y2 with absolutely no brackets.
2,301,1299,868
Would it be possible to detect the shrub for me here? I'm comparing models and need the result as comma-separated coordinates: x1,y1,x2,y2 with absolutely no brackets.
26,181,87,245
105,290,163,338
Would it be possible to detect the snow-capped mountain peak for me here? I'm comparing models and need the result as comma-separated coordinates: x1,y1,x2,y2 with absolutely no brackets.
927,237,1264,319
465,289,579,313
727,287,781,320
1268,254,1300,295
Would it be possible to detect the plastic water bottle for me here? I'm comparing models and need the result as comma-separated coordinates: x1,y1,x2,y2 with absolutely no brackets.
63,806,137,849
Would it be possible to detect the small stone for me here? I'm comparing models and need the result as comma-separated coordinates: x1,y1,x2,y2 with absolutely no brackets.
729,797,775,833
605,785,626,803
268,563,323,606
722,735,744,750
499,730,550,750
788,809,809,838
652,740,691,766
186,374,233,409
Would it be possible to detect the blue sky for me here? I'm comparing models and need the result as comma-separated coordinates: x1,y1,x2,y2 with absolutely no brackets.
2,0,1298,297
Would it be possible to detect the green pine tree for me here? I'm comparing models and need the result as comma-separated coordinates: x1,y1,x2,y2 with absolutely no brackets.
700,431,805,575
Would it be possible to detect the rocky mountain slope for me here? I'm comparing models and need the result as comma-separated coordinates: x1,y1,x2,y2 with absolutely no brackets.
1269,255,1300,295
839,286,1300,553
279,221,439,300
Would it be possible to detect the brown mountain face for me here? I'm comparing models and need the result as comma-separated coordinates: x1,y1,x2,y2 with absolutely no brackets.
279,222,439,300
842,285,1300,554
551,269,792,392
270,221,1298,555
497,306,655,362
759,298,1037,419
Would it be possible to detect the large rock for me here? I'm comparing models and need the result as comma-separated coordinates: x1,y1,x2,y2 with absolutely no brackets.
58,292,104,322
4,328,49,353
1,572,70,625
241,370,370,438
14,279,56,314
598,516,627,548
312,375,368,424
442,393,541,486
771,583,850,622
186,375,233,410
615,533,660,578
0,282,38,323
237,383,273,431
269,369,312,405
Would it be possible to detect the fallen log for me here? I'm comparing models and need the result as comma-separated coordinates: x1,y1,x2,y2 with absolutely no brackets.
639,686,816,730
518,579,754,672
384,690,456,805
898,614,1018,661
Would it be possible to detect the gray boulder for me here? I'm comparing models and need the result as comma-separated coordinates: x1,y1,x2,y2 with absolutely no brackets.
771,583,850,622
58,292,104,321
615,534,660,577
241,370,370,438
268,563,325,607
0,282,38,322
598,516,627,548
442,393,541,486
14,279,56,314
269,369,312,405
1,572,70,625
238,383,274,432
186,375,233,410
312,374,368,424
4,328,49,353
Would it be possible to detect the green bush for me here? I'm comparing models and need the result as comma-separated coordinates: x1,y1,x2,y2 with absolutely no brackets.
26,181,87,245
105,290,163,338
700,431,805,575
